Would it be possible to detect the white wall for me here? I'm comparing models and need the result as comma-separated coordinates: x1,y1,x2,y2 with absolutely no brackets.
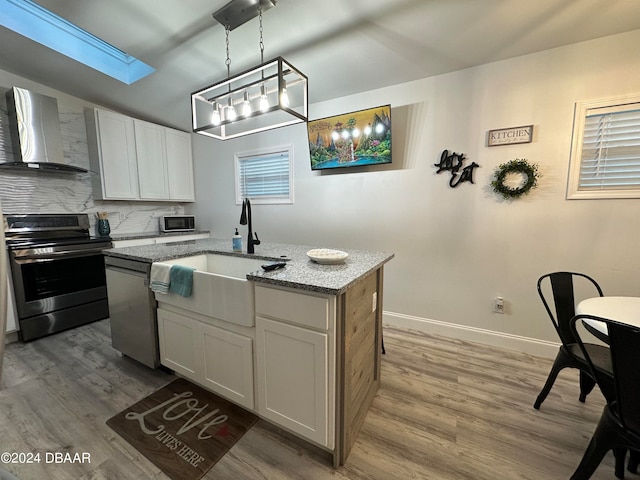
191,30,640,356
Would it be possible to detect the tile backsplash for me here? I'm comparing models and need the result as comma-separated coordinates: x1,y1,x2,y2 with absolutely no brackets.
0,85,185,234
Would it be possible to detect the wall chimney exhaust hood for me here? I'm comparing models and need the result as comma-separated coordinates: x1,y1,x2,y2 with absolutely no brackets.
2,87,88,173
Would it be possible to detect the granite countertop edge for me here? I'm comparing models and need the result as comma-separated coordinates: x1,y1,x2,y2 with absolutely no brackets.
103,238,394,295
245,263,390,295
109,230,210,241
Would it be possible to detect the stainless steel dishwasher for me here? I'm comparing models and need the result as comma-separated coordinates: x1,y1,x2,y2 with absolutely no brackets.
104,256,159,368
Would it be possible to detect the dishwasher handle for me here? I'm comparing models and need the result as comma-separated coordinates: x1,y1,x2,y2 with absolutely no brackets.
106,265,150,284
104,255,151,274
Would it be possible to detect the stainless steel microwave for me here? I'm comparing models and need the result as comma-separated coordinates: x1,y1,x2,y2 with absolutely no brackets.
159,215,196,232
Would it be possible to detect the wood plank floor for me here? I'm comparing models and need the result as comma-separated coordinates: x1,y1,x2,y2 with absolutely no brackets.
0,320,620,479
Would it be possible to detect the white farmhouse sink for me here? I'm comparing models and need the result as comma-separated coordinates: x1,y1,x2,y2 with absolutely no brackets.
154,254,265,326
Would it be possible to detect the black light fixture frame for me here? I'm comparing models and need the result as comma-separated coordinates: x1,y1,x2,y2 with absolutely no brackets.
191,0,308,140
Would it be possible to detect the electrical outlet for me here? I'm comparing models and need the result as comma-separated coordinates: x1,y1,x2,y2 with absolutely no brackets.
372,292,377,312
493,296,504,314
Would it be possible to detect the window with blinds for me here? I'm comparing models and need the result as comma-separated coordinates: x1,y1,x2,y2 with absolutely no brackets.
234,145,294,204
567,95,640,199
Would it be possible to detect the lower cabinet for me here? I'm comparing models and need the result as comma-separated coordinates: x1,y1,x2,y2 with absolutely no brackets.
157,308,254,409
158,269,382,466
157,308,201,379
255,316,331,447
158,284,337,451
201,323,254,409
254,284,335,449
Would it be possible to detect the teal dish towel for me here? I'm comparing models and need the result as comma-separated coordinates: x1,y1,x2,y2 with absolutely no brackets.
169,265,195,297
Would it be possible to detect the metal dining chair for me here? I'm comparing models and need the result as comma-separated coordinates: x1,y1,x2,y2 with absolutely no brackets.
534,272,613,409
570,315,640,480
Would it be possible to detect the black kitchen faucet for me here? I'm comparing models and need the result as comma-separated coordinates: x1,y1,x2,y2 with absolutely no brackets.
239,198,260,254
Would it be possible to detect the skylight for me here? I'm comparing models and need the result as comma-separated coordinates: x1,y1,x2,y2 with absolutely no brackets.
0,0,155,84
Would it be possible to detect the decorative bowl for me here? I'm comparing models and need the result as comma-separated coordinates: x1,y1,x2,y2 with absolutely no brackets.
306,248,349,265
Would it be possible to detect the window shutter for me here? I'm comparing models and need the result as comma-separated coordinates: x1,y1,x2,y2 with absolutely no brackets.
235,146,293,204
579,107,640,191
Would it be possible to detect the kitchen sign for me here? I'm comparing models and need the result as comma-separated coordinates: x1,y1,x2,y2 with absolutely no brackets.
487,125,533,147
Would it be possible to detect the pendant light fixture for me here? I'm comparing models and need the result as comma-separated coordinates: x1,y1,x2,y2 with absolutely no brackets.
191,0,308,140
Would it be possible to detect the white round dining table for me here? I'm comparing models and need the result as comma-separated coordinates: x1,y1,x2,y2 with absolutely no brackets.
575,296,640,338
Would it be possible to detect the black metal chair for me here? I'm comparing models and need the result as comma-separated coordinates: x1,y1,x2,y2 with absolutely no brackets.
534,272,613,409
570,315,640,480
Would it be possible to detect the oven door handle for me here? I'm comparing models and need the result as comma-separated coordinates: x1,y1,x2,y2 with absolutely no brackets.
12,247,107,263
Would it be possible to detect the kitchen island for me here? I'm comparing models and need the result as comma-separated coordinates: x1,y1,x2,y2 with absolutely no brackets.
103,239,394,466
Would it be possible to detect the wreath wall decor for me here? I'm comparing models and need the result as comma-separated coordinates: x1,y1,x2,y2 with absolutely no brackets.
491,159,540,199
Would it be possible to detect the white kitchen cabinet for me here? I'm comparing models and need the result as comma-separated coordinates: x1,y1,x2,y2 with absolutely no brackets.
86,109,139,200
156,259,384,467
156,262,383,467
254,285,335,448
157,307,254,409
134,120,169,200
86,108,195,202
201,322,254,409
165,128,195,201
256,316,330,447
157,308,202,379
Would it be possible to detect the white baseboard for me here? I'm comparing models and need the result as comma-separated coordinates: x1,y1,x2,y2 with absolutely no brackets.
383,311,559,359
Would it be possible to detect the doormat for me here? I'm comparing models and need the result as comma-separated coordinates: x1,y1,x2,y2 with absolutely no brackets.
107,378,258,480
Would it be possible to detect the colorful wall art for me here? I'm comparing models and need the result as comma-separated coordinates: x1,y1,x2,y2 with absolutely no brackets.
308,104,391,170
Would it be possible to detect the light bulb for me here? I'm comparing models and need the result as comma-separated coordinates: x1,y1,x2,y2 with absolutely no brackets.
227,97,236,121
364,123,372,135
331,131,339,141
211,102,221,126
260,84,269,112
280,81,289,107
352,128,360,138
341,130,350,139
242,91,252,117
375,123,385,134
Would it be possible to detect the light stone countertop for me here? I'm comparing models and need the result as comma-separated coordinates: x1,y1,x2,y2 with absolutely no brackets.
109,230,210,241
103,238,394,295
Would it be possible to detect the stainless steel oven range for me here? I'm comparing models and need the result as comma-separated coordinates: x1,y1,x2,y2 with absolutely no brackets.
4,213,112,341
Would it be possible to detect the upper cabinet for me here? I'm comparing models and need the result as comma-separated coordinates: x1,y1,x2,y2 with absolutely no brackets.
86,108,195,202
86,109,139,200
165,128,195,201
134,120,169,200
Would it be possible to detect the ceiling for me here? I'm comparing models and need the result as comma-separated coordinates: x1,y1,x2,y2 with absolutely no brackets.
2,0,640,132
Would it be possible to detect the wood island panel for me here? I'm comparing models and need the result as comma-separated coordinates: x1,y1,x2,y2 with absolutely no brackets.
338,268,383,465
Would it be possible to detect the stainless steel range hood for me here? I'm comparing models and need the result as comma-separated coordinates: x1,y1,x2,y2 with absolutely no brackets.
2,87,88,173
